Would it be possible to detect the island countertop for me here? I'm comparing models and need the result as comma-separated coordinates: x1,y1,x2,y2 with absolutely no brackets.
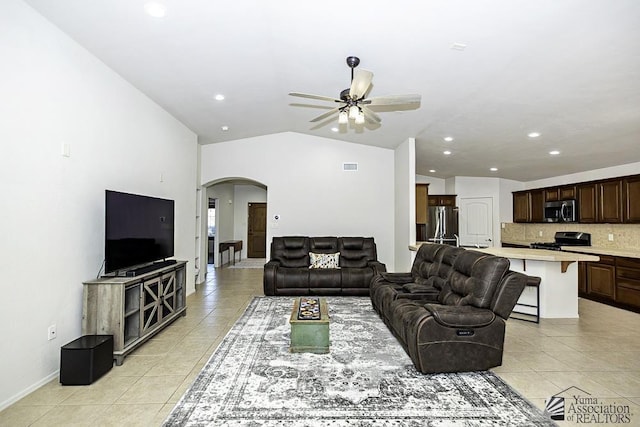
472,247,599,263
410,243,599,262
501,239,640,259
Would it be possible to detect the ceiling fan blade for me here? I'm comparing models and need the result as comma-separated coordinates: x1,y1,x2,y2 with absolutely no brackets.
361,106,382,123
310,107,340,122
289,92,342,103
362,94,421,106
349,70,373,100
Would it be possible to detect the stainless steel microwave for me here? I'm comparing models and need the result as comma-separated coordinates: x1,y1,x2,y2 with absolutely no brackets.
544,199,577,223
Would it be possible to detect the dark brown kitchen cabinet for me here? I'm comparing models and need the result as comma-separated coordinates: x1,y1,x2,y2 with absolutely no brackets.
597,179,623,223
513,190,543,223
515,173,640,224
616,257,640,309
544,188,559,202
559,185,576,200
580,255,640,312
416,184,428,241
513,191,530,223
416,184,428,224
544,185,575,203
577,183,597,223
428,195,456,206
586,255,616,301
624,176,640,223
530,190,544,222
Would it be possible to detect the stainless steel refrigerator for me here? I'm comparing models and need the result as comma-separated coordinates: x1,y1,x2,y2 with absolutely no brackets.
426,205,459,246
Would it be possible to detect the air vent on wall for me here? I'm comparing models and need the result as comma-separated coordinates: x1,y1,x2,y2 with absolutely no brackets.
343,162,358,172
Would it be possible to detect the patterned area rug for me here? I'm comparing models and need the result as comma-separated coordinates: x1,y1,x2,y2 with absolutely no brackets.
165,297,556,426
227,258,266,269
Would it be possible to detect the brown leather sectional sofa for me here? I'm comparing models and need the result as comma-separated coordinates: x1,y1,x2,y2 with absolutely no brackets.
371,243,537,373
263,236,386,296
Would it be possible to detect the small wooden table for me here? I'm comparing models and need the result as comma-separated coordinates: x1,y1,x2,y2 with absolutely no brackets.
289,297,330,354
219,240,242,266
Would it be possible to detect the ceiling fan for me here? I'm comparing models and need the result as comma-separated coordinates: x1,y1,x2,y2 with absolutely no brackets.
289,56,421,126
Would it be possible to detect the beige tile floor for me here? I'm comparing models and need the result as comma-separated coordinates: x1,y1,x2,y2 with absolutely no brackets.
1,265,639,426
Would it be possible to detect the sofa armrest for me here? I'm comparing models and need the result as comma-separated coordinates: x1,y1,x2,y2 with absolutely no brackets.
424,303,496,328
367,260,387,275
263,260,281,295
375,272,412,284
490,271,533,319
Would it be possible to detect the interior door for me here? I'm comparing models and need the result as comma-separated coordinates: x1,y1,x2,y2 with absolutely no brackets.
459,197,493,247
247,202,267,258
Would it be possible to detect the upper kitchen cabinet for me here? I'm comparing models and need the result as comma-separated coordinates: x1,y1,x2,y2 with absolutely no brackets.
559,185,577,200
512,190,543,223
598,179,623,223
513,191,530,223
416,184,428,224
530,190,544,222
577,179,623,223
428,195,456,206
624,176,640,223
545,185,576,202
514,173,640,224
577,183,597,223
544,188,559,202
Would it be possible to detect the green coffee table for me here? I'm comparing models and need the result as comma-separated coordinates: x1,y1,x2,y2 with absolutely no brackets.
289,297,329,354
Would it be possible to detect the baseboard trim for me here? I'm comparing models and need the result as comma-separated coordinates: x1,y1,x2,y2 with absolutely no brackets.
0,370,59,412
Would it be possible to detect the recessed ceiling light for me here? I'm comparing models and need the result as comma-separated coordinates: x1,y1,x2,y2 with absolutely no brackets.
490,167,498,172
443,136,454,142
214,94,225,101
144,2,166,18
221,126,229,131
527,132,541,138
549,150,560,155
330,127,339,132
429,169,436,173
451,43,467,51
443,151,452,155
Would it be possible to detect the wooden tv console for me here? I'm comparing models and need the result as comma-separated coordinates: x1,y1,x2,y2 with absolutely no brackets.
82,261,187,365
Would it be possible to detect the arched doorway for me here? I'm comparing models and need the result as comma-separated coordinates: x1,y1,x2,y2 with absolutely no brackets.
198,177,267,280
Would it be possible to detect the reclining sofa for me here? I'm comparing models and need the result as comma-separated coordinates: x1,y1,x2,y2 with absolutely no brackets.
371,243,537,373
264,236,386,296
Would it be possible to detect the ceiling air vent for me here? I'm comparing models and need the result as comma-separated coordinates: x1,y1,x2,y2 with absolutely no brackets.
343,162,358,172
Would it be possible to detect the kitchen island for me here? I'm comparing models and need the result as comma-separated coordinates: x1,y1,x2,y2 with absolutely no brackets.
473,247,599,318
410,243,599,318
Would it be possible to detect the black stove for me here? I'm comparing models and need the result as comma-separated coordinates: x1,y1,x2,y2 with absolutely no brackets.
530,242,562,250
529,231,591,251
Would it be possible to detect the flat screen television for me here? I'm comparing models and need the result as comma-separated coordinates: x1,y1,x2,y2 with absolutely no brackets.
105,190,175,274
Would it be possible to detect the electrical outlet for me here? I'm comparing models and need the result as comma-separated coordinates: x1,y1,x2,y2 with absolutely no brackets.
538,230,543,237
608,233,614,241
48,324,57,341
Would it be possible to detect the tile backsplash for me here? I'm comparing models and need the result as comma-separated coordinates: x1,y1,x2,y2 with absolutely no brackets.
501,222,640,251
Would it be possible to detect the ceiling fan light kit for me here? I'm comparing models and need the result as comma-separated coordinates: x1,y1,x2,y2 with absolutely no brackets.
289,56,421,129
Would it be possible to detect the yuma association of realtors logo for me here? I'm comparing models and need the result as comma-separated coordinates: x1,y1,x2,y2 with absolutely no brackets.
545,386,633,424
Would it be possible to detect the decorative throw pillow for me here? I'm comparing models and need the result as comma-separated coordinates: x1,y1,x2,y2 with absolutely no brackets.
309,252,340,269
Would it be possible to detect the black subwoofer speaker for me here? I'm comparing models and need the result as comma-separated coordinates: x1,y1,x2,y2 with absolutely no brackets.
60,335,113,385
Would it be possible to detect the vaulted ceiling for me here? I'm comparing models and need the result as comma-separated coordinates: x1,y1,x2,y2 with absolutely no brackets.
24,0,640,181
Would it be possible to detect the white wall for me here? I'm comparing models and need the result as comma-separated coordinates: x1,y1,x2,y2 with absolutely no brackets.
415,174,446,194
394,138,415,272
233,185,268,259
499,178,525,224
0,0,197,408
200,132,396,269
